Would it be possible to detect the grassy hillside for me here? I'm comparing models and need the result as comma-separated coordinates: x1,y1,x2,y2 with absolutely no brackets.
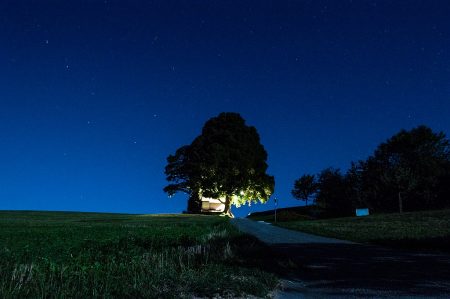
247,205,318,222
275,209,450,252
0,211,277,298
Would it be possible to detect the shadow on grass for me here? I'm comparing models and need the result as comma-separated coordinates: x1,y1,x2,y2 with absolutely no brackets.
269,242,450,297
227,234,295,273
371,235,450,253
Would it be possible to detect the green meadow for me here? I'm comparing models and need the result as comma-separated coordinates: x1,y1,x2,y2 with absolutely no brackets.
273,209,450,252
0,211,277,298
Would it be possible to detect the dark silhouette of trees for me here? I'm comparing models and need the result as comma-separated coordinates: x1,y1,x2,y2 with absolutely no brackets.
360,126,449,212
164,112,275,217
315,168,353,217
164,145,203,213
291,174,317,206
345,162,366,209
437,165,450,208
293,125,450,216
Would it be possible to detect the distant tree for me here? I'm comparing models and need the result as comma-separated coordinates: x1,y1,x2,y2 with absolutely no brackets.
382,155,417,213
164,112,275,217
291,174,317,206
366,125,450,212
436,163,450,208
296,125,450,216
345,161,365,209
315,168,353,217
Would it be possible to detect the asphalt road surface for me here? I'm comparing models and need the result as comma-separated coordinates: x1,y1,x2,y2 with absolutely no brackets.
231,218,450,298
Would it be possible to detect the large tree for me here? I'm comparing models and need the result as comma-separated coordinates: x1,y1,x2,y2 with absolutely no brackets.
291,174,317,206
364,125,450,212
164,112,275,217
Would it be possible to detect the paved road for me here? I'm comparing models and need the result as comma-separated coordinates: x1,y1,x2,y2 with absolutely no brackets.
231,218,450,298
232,218,354,244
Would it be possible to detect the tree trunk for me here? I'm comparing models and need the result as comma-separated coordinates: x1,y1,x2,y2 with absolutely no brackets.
187,193,201,213
222,196,234,218
398,191,403,213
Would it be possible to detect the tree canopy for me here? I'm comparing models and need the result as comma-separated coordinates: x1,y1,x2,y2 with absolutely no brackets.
359,125,450,212
164,112,275,216
291,174,317,206
315,168,354,217
292,125,450,216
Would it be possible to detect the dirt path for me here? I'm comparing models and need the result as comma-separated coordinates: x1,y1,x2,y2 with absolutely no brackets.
231,218,450,298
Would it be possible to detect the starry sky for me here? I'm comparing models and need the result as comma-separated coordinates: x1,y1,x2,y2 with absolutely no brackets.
1,1,450,217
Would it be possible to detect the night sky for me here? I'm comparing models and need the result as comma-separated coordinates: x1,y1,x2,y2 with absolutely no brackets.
1,1,450,217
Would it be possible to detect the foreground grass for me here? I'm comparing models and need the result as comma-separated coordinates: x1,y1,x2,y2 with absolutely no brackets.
275,209,450,252
0,211,277,298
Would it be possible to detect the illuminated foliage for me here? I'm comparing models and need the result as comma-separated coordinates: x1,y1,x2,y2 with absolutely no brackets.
164,112,275,216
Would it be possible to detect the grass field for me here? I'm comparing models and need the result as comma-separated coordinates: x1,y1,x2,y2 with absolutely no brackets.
248,206,316,222
0,211,277,298
274,209,450,252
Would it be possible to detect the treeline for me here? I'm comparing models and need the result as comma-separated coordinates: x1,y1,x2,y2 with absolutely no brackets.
292,126,450,217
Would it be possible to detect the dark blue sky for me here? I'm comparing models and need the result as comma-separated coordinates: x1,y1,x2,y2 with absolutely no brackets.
1,1,449,217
